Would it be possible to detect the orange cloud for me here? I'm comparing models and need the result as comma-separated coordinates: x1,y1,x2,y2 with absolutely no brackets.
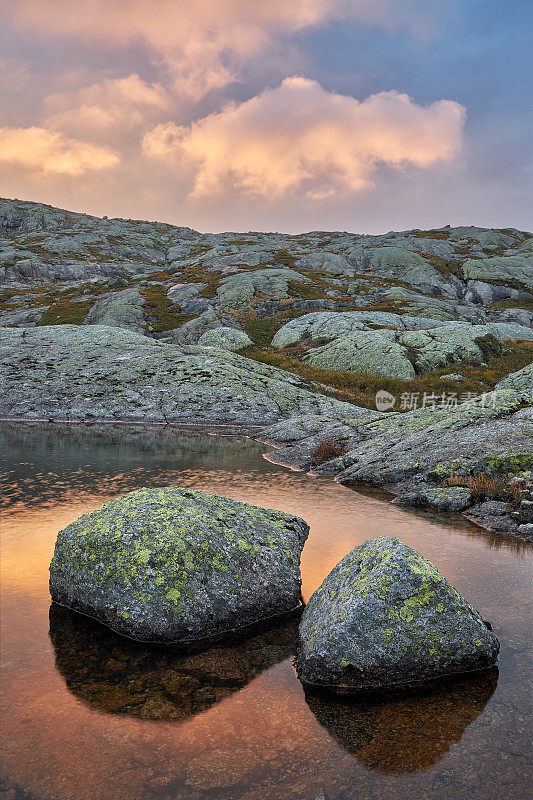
142,78,466,199
0,126,119,176
44,74,170,141
6,1,441,98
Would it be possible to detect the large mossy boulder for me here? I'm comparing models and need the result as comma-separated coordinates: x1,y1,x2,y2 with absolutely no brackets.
50,487,309,645
296,537,499,693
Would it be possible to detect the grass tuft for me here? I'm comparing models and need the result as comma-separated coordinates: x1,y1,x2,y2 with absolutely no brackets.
140,285,195,331
310,439,347,468
240,341,533,410
443,472,523,502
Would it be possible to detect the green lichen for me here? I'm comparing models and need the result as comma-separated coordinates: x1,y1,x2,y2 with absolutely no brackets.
50,487,302,616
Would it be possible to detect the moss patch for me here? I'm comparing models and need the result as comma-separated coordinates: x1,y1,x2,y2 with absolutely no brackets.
38,299,94,325
140,285,195,331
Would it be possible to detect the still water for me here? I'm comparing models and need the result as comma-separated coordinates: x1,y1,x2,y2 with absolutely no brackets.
1,422,531,800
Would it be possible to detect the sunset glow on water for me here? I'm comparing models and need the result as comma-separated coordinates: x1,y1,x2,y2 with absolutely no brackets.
1,424,531,800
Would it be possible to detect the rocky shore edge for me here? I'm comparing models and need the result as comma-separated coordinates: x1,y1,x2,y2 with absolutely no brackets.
1,324,531,540
3,408,531,541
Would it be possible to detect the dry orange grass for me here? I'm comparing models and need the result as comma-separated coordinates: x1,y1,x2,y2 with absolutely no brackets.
443,472,523,502
310,439,347,468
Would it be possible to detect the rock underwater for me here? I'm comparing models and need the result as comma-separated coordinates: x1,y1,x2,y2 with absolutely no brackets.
49,603,300,720
50,487,309,645
296,536,499,693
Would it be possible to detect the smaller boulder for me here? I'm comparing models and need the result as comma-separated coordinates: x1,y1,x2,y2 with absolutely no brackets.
517,523,533,539
296,537,499,693
305,331,415,380
198,327,253,351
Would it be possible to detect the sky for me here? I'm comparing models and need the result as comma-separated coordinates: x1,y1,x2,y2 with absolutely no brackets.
0,0,531,233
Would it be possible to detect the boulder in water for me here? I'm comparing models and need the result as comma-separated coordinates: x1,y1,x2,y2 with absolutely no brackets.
296,537,499,693
50,487,309,645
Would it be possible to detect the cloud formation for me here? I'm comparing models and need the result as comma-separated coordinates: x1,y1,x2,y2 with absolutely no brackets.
44,75,170,143
143,78,466,199
6,1,442,98
0,126,119,176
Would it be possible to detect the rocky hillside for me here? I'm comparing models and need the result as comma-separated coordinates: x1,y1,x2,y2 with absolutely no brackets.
1,198,532,536
1,197,531,408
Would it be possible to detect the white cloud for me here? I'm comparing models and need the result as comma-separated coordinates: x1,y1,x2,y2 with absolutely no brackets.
0,126,119,176
44,74,170,141
142,78,466,199
7,1,444,98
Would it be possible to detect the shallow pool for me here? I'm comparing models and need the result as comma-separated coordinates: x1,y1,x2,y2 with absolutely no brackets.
1,423,531,800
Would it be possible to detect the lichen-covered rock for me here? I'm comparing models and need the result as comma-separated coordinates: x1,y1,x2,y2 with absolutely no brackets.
305,330,416,379
83,288,145,331
296,537,499,692
50,486,309,644
167,282,208,314
0,306,48,327
259,367,533,494
397,323,502,372
1,325,354,425
495,362,533,398
419,486,472,512
294,252,355,276
298,312,510,379
215,268,311,309
367,246,458,295
198,327,253,351
462,255,533,291
271,310,444,349
292,318,508,378
167,308,242,345
463,501,520,535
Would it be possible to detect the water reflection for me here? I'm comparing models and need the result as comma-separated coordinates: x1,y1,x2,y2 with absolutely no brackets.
49,603,300,721
2,423,531,800
1,421,271,516
305,668,498,773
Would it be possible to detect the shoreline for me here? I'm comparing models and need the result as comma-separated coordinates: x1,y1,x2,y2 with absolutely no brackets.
3,415,531,543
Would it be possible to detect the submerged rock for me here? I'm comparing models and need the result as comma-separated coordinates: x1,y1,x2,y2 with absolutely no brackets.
296,537,499,693
49,603,299,720
50,487,309,645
